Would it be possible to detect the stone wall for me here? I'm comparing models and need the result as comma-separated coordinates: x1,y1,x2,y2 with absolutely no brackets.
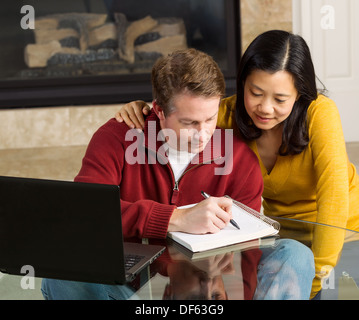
0,104,124,150
240,0,292,52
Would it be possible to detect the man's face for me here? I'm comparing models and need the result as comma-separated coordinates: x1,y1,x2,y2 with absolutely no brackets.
155,92,220,153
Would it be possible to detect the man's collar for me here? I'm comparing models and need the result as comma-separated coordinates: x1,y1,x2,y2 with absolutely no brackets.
142,109,223,164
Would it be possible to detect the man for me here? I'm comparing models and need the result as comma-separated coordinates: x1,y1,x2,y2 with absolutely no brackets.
41,49,314,300
74,48,263,239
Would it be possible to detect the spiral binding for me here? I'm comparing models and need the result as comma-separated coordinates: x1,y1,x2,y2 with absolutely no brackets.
225,195,281,231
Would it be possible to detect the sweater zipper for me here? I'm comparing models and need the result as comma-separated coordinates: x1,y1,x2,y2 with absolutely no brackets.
144,144,222,203
169,157,223,204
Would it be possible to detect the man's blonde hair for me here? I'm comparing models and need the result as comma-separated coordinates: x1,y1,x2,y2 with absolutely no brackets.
151,48,225,116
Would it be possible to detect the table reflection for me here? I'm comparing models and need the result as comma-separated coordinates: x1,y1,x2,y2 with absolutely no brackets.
40,218,359,300
127,218,359,300
271,216,359,299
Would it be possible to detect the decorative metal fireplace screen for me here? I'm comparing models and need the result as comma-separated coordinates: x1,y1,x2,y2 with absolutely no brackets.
0,0,240,108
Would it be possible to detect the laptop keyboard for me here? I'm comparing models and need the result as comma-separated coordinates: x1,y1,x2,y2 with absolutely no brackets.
124,254,145,271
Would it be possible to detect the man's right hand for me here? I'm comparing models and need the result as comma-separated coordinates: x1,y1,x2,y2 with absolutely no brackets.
115,100,150,129
168,196,233,234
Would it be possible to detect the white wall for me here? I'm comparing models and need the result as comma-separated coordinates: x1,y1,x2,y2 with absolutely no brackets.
292,0,359,142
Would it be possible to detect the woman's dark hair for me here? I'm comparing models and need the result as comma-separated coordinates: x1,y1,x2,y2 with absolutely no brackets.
235,30,320,156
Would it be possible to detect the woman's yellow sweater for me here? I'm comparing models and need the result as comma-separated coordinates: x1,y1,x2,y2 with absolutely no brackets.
217,94,359,297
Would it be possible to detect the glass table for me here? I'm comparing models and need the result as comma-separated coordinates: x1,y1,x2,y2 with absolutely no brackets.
124,217,359,300
1,217,358,300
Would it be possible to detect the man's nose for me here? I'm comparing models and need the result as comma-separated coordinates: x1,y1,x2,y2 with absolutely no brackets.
193,126,210,142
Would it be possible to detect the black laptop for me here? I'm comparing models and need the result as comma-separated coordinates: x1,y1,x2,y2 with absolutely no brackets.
0,175,165,284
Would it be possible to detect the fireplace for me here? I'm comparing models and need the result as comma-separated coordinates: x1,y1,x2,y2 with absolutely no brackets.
0,0,240,108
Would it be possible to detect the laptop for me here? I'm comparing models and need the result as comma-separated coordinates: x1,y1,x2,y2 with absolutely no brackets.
0,175,165,285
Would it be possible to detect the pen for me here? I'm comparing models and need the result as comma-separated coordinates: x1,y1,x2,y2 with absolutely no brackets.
201,191,240,230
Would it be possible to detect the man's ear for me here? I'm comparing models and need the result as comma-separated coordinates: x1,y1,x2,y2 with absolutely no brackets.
152,100,166,120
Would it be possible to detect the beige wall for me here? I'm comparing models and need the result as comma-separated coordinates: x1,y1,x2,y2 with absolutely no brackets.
241,0,292,52
0,104,125,150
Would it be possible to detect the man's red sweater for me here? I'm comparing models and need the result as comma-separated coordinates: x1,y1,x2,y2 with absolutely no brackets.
74,111,263,241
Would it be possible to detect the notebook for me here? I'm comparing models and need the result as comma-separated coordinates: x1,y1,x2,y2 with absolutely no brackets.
0,175,165,285
168,236,279,260
167,196,280,252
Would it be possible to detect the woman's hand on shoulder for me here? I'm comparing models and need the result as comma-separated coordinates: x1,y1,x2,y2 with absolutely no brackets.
115,100,151,129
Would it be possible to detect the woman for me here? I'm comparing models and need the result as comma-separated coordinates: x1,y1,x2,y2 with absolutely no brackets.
115,30,359,298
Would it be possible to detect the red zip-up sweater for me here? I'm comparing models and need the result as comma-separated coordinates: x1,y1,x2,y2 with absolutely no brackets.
74,110,263,241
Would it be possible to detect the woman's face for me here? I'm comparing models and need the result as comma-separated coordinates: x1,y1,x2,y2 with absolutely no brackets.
243,69,299,132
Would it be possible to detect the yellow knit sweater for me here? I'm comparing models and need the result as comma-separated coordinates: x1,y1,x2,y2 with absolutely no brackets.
217,94,359,297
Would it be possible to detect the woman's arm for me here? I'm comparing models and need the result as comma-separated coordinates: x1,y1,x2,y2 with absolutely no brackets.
309,96,349,228
115,95,238,130
307,95,349,297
